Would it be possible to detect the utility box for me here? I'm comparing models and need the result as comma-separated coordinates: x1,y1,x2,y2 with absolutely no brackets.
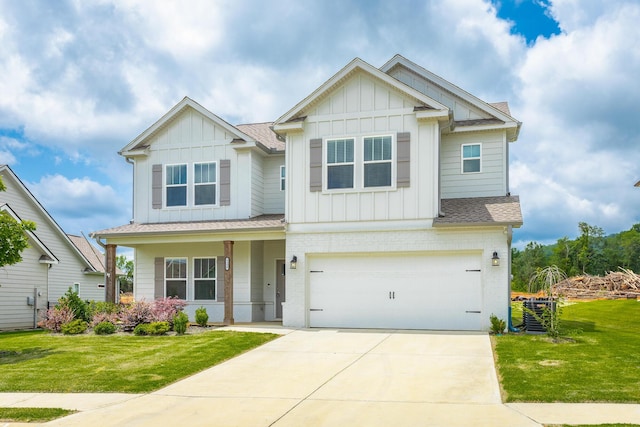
27,296,35,306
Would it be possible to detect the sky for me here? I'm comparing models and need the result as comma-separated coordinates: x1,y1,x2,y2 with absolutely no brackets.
0,0,639,251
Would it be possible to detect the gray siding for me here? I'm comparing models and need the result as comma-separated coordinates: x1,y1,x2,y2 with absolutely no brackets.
263,155,285,214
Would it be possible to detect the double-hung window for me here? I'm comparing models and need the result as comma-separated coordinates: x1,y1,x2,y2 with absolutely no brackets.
194,162,216,205
194,258,216,300
363,136,392,187
166,164,187,206
462,144,481,173
326,138,354,189
165,258,187,299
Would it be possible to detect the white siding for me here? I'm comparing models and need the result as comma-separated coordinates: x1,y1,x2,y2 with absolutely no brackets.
286,71,440,226
250,153,264,217
133,108,250,223
387,66,491,121
262,155,285,214
441,131,507,198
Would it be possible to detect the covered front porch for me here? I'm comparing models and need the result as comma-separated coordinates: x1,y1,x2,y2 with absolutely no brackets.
91,215,286,324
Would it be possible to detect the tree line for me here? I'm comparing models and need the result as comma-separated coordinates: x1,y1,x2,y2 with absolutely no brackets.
511,222,640,291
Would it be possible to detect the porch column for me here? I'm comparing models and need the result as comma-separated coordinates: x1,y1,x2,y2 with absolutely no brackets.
223,240,234,325
105,244,117,303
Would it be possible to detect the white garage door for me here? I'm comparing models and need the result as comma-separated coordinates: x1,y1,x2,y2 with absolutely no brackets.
309,252,483,330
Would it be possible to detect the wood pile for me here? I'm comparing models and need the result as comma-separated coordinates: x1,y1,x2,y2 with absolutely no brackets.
552,268,640,299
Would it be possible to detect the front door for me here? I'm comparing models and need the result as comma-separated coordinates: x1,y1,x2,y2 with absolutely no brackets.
275,259,286,319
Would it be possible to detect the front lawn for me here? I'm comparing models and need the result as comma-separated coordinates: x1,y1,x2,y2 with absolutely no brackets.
0,407,75,423
0,329,278,393
495,299,640,402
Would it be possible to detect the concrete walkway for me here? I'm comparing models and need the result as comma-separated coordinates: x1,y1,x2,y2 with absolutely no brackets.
1,326,639,426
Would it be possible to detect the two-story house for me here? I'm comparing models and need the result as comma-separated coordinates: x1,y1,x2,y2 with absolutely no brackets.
93,55,522,330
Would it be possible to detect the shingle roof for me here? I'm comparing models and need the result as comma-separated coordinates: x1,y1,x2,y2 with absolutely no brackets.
434,196,522,227
92,214,285,238
489,102,511,116
236,122,284,152
67,234,104,272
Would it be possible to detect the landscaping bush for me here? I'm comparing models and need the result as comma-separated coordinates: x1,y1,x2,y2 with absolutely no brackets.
61,319,88,335
58,288,90,322
489,314,506,335
195,307,209,327
133,321,170,336
119,301,153,330
173,312,189,335
40,306,75,332
88,301,119,318
93,321,117,335
151,297,187,324
90,312,119,328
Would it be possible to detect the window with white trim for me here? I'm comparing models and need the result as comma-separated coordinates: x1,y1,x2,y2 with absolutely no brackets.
165,258,187,299
462,143,481,173
194,258,216,300
166,164,187,206
326,138,354,189
194,162,216,205
363,136,392,187
280,165,286,191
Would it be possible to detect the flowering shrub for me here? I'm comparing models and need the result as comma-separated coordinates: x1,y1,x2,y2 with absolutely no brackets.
118,300,153,331
151,297,187,324
90,311,120,328
40,306,75,332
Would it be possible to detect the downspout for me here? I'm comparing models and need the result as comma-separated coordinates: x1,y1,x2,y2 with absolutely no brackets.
506,225,519,332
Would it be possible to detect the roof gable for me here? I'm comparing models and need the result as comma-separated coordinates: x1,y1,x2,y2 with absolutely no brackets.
381,55,521,141
274,57,451,128
0,203,58,263
119,97,271,156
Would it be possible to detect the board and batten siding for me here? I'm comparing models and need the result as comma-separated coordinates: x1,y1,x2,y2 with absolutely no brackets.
286,71,440,225
250,153,264,218
133,108,249,223
262,155,285,214
387,66,491,122
0,245,48,330
440,131,507,199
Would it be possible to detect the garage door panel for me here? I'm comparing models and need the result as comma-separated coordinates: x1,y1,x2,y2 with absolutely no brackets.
309,253,483,330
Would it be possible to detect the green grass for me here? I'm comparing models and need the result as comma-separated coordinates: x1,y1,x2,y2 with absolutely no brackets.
0,329,277,393
0,407,75,422
495,299,640,402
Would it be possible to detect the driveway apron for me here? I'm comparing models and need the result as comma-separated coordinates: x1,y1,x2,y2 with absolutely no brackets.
44,328,540,427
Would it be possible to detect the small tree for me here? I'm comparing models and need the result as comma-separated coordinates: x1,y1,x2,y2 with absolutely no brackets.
527,265,567,339
0,177,36,267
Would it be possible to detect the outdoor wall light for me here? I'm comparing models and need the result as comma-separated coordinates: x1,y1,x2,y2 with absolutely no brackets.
290,255,298,269
491,251,500,267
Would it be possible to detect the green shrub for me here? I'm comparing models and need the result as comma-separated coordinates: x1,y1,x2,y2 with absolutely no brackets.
61,319,88,335
489,314,506,335
133,321,170,336
58,288,90,322
94,321,117,335
195,307,208,327
173,312,189,335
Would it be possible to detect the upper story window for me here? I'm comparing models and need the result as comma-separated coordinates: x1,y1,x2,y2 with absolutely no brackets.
364,136,392,187
280,165,286,191
326,138,355,189
165,258,187,299
194,258,216,300
462,143,481,173
194,162,216,205
166,164,187,206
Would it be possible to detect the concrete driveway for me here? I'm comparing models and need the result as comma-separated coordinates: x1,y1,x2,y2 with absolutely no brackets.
44,327,539,427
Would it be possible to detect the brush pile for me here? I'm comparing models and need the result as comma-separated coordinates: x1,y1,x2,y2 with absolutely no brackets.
552,268,640,299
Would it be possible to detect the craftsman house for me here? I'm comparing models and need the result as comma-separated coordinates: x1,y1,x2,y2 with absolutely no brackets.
92,55,522,330
0,165,106,330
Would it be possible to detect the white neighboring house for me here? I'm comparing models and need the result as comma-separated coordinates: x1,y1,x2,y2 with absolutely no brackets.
94,55,523,331
0,165,106,330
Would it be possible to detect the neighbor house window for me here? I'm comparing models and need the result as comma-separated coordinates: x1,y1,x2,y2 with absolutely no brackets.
166,164,187,206
462,143,481,173
194,258,216,300
165,258,187,299
280,165,286,191
363,135,392,187
326,138,354,189
194,162,216,205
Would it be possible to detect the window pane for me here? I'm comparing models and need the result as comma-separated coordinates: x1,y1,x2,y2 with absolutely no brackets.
166,280,186,299
167,164,187,185
327,141,336,164
195,163,216,184
364,139,373,161
364,163,392,187
463,144,480,158
167,186,187,206
382,137,391,160
327,164,354,189
195,258,215,278
195,280,216,300
463,159,481,173
166,259,187,279
195,184,216,205
345,139,354,162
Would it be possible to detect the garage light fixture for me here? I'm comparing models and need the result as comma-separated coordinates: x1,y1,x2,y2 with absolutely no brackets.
491,251,500,267
290,255,298,269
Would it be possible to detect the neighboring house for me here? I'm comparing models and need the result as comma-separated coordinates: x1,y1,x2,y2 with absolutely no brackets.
93,55,523,331
67,234,124,299
0,165,105,330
